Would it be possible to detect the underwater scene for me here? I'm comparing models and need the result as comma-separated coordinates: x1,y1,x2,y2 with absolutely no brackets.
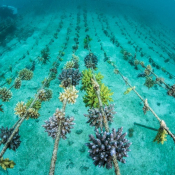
0,0,175,174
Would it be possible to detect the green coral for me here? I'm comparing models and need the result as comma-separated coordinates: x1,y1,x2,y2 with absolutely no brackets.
153,127,168,144
124,86,135,95
144,77,155,89
26,98,41,110
81,69,103,91
83,84,113,108
0,157,15,170
6,77,12,84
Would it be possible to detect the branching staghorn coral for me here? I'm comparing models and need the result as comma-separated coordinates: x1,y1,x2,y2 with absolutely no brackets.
144,65,152,76
0,127,21,151
154,121,168,144
14,77,21,89
83,84,113,108
58,68,82,88
18,68,33,80
84,53,98,69
39,46,50,64
123,86,135,95
59,86,78,104
26,98,41,111
167,85,175,98
84,104,116,129
86,127,131,169
71,54,79,69
38,89,52,101
43,108,75,140
64,61,75,69
144,76,155,89
81,69,103,91
0,157,15,170
14,101,27,117
0,87,12,102
27,108,40,119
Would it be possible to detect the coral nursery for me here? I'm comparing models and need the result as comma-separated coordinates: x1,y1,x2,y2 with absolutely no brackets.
0,0,175,175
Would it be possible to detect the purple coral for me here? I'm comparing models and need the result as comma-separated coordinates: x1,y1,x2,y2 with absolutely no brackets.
86,127,131,169
43,115,75,140
0,126,21,151
84,104,116,129
58,68,82,88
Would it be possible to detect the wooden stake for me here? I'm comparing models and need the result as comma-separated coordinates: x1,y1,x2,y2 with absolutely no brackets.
49,99,67,175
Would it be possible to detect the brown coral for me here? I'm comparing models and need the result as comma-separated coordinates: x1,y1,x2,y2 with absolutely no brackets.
167,85,175,98
38,89,52,101
27,108,40,119
0,88,12,102
144,65,152,76
18,68,33,80
14,77,21,89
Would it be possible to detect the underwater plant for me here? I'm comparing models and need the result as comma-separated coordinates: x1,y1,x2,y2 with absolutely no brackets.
86,127,131,168
84,104,116,129
0,157,15,170
0,127,21,151
0,87,12,102
59,86,78,104
18,68,33,80
58,68,82,88
84,53,98,69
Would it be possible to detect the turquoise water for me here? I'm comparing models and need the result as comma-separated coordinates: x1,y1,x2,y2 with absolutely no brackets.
0,1,175,175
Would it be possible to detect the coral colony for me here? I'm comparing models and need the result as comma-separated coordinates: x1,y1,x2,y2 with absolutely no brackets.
0,3,175,175
86,128,131,168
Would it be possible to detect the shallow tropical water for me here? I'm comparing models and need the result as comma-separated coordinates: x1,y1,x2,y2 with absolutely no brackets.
0,0,175,175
